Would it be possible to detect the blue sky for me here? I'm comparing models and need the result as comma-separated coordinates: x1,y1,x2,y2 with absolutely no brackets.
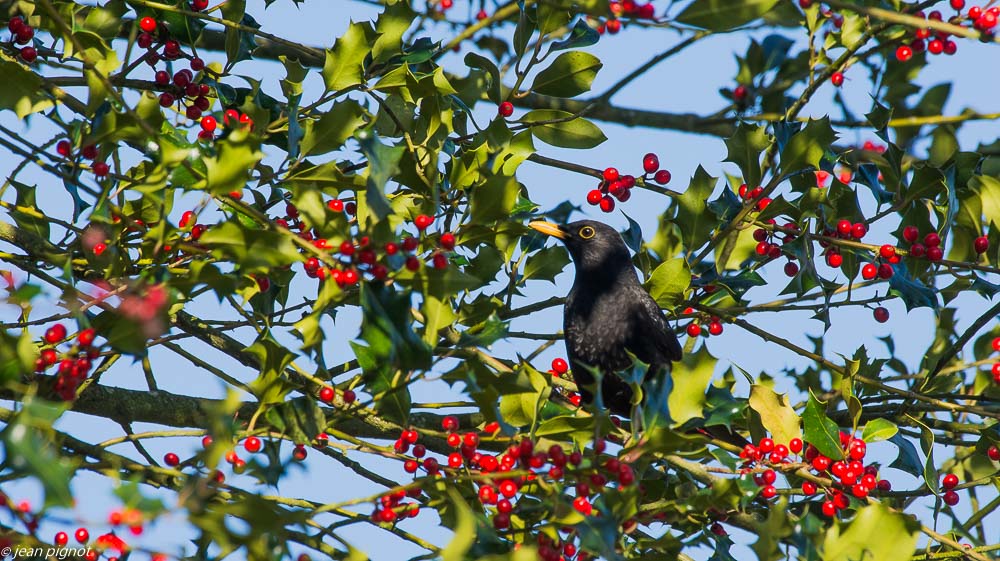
1,0,999,559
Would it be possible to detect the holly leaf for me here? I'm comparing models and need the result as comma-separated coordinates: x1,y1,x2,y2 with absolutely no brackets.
748,385,802,446
676,0,781,31
530,51,602,98
802,392,843,459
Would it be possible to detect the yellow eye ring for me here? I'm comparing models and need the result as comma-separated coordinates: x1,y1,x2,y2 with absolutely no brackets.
579,226,595,239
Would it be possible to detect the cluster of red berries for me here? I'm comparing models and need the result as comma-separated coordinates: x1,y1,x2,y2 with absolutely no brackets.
55,141,111,177
989,337,1000,384
582,0,657,35
739,433,891,519
6,16,38,63
860,242,900,282
586,155,671,213
896,4,998,62
196,108,254,142
900,226,945,262
294,206,453,286
818,219,867,268
738,183,772,212
547,358,582,406
753,220,798,269
681,307,724,337
25,503,162,561
318,381,358,407
391,415,635,549
136,15,215,123
34,324,99,401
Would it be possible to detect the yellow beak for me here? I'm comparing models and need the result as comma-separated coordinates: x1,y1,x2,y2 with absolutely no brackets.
528,221,566,239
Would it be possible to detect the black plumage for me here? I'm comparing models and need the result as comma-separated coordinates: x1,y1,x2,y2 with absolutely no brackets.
529,219,682,416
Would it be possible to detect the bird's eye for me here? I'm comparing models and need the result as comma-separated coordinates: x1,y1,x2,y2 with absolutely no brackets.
578,226,595,239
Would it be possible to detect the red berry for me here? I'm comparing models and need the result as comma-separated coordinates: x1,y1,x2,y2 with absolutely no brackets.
760,485,777,499
551,358,568,374
873,307,889,323
784,261,799,277
733,84,748,102
878,263,894,280
606,19,622,34
902,225,919,243
861,263,877,280
159,92,175,107
19,46,37,63
200,116,218,132
988,445,1000,461
924,232,941,247
910,243,926,258
708,321,723,336
586,189,603,205
432,253,448,269
789,438,803,454
827,253,843,268
943,490,959,506
243,436,262,453
603,167,619,182
319,386,335,403
405,256,421,271
75,528,89,544
879,244,896,259
851,222,867,239
573,496,592,515
599,195,615,213
439,232,456,250
45,324,67,344
442,415,459,431
928,39,944,54
821,500,837,516
654,169,672,184
687,323,701,337
927,246,943,262
342,389,356,403
830,72,844,86
414,214,433,231
974,236,989,254
802,481,817,495
402,237,419,252
642,153,659,174
895,45,913,62
942,473,959,490
139,16,157,33
837,219,852,236
164,452,179,466
498,102,514,117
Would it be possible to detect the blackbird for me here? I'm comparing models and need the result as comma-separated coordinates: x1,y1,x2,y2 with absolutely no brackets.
528,219,682,416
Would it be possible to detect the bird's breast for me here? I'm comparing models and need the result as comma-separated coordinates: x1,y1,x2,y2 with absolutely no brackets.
564,286,633,372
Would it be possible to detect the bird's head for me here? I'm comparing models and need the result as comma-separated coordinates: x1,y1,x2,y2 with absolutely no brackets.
528,219,633,278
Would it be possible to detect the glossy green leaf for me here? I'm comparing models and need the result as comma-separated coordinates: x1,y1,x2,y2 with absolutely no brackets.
676,0,780,31
675,166,719,250
523,110,606,149
823,503,919,561
748,385,802,446
779,117,837,175
530,51,602,98
802,392,843,459
646,258,691,308
861,418,898,443
322,21,372,92
668,347,716,425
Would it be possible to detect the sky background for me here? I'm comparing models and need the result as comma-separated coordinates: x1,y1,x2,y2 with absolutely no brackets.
1,0,999,559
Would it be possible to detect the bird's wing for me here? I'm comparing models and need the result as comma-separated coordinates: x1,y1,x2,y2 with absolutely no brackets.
627,291,683,364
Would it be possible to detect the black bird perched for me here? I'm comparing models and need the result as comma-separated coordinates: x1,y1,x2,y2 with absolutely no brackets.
528,219,682,416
